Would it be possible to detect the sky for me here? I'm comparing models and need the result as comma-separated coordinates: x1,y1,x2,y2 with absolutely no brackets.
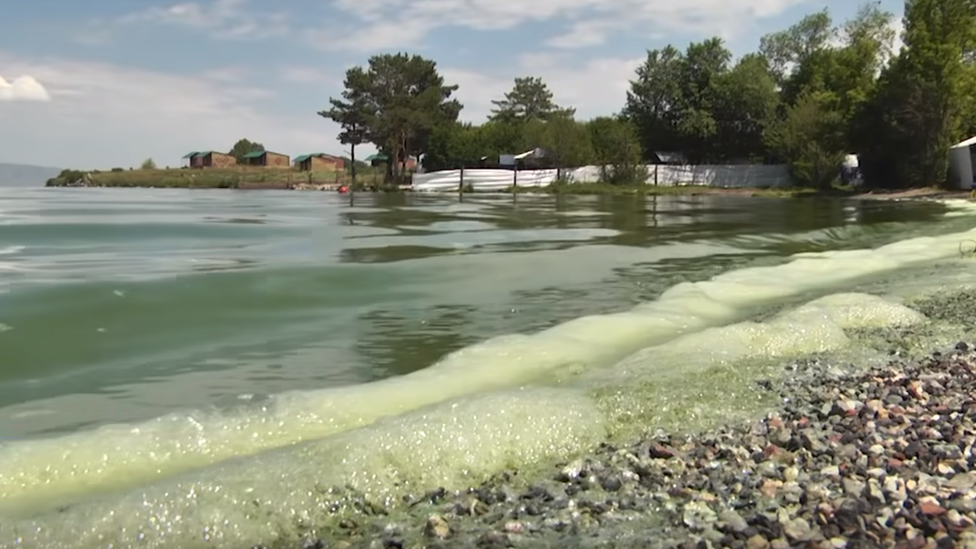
0,0,906,170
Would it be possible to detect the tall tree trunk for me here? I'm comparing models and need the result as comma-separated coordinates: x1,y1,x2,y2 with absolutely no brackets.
350,143,357,188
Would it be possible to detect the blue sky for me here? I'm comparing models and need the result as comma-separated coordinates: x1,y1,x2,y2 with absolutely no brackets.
0,0,905,169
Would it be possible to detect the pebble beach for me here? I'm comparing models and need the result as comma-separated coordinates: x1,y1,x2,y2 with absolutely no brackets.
266,327,976,548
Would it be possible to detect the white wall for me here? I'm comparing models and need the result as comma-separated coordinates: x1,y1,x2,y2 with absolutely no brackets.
412,169,558,192
412,164,792,192
948,145,974,190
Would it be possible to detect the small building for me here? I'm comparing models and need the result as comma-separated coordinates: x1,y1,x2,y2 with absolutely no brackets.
182,151,236,168
242,150,290,168
294,153,345,172
364,153,387,167
497,147,553,169
649,151,688,165
365,153,417,169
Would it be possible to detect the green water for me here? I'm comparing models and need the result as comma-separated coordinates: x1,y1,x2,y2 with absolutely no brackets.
0,188,957,440
9,188,976,549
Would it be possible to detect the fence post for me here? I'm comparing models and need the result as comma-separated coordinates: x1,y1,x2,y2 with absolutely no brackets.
512,166,518,202
654,165,659,186
459,166,465,201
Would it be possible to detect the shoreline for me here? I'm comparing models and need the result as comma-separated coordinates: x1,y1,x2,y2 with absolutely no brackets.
253,301,976,549
44,178,973,201
4,246,976,547
852,188,973,202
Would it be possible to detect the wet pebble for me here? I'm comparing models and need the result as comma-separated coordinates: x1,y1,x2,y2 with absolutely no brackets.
280,341,976,549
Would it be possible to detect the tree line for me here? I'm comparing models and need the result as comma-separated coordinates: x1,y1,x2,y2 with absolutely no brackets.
322,0,976,189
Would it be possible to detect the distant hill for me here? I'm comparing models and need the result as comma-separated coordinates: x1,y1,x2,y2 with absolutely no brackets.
0,163,62,186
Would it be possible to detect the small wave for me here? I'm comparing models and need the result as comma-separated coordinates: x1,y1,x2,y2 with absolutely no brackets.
2,212,976,517
0,290,954,549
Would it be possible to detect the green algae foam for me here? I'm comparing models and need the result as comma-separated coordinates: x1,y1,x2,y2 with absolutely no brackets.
3,200,976,548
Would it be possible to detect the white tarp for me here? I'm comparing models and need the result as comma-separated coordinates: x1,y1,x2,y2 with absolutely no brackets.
949,136,976,190
412,164,792,192
412,169,558,192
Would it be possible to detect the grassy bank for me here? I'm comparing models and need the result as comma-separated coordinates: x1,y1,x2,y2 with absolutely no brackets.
44,168,388,189
502,182,860,198
853,186,972,201
46,169,965,202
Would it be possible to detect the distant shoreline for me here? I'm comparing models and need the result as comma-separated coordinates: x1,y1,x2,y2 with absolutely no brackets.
43,167,377,191
41,168,970,201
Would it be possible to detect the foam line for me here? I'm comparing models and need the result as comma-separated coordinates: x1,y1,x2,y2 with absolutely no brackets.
1,211,975,517
0,291,947,549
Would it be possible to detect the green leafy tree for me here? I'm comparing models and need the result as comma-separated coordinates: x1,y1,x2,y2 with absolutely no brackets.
587,116,646,184
311,1,976,192
488,77,575,124
709,54,780,162
623,45,685,160
140,158,156,170
367,53,461,181
627,38,765,163
520,117,594,169
676,38,732,162
765,90,845,189
477,121,527,157
855,0,976,188
228,139,264,164
326,53,461,182
840,2,898,69
758,3,898,186
777,4,894,113
423,122,487,170
319,66,373,186
759,9,835,84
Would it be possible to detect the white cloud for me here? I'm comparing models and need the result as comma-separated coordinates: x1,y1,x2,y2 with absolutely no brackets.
303,20,433,51
85,0,289,43
545,21,621,49
277,52,640,129
0,74,50,101
890,17,905,54
312,0,819,51
203,66,249,83
279,66,333,84
442,53,643,123
823,11,905,69
0,49,640,168
0,54,362,169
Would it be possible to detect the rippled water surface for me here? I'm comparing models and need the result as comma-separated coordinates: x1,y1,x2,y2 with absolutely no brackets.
10,187,976,549
0,188,959,439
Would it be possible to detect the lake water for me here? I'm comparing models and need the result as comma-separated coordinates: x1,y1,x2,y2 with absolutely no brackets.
2,187,976,548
